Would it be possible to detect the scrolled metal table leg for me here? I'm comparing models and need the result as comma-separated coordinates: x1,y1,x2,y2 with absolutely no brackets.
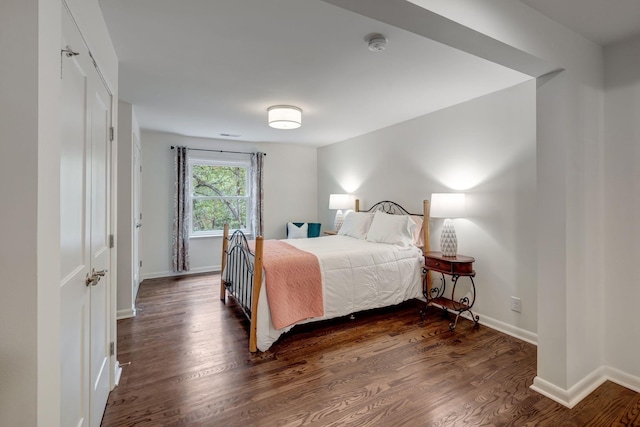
448,275,479,330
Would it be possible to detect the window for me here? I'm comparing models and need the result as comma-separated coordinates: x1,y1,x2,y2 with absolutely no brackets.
189,158,251,237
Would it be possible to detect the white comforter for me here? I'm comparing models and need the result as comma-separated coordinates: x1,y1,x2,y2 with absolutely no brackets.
256,235,424,351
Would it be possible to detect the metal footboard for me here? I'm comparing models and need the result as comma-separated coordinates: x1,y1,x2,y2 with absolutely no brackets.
221,229,255,318
220,224,264,352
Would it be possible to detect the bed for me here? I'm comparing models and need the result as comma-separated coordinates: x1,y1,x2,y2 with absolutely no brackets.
220,200,431,352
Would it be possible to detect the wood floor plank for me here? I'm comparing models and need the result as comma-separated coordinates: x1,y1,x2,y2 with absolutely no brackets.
101,273,639,426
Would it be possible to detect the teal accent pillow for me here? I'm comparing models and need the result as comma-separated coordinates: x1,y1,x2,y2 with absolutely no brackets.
307,223,321,238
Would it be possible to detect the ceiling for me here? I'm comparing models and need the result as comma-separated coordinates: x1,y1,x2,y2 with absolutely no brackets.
98,0,530,146
521,0,640,46
98,0,640,147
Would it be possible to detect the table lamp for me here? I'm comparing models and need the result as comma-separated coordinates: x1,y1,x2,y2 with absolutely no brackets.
430,193,466,257
329,194,353,231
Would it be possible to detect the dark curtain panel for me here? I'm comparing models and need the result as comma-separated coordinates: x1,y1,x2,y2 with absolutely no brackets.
172,146,190,272
250,152,265,237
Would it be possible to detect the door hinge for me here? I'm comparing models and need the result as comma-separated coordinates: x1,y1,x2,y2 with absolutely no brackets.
60,46,80,79
140,213,143,220
110,342,115,356
139,260,142,268
109,126,115,142
109,234,114,248
88,50,98,68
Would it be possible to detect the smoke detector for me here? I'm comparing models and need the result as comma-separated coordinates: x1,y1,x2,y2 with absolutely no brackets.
367,34,387,52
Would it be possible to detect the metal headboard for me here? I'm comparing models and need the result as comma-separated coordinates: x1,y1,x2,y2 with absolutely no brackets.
359,200,422,216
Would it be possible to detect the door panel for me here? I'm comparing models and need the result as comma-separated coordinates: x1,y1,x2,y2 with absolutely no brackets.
60,8,91,427
60,54,88,281
61,7,113,427
89,77,112,427
133,139,142,300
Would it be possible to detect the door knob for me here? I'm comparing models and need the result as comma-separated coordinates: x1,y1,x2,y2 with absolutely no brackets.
136,223,142,228
85,269,108,286
93,268,108,277
86,272,99,287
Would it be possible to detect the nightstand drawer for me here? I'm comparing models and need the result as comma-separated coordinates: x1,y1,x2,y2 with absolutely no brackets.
425,257,474,275
425,257,452,273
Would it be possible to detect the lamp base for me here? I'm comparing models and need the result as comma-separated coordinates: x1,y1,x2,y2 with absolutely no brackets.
440,218,458,257
334,210,345,231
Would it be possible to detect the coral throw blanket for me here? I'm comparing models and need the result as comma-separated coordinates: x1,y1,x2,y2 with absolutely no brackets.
254,240,324,329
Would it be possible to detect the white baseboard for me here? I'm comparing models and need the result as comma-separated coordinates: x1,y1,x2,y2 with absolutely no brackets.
475,312,538,346
531,368,607,408
141,265,220,281
117,307,136,320
604,366,640,394
531,365,640,408
435,307,640,409
431,304,538,346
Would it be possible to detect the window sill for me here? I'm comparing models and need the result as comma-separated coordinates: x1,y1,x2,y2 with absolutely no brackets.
189,230,253,239
189,234,223,239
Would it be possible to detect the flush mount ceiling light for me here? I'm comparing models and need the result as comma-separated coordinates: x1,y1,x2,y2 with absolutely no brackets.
267,105,302,129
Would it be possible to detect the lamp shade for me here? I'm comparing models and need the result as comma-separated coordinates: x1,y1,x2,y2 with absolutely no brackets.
430,193,466,218
329,194,353,210
268,105,302,129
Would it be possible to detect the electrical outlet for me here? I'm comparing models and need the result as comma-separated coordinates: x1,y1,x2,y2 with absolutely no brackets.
511,296,521,313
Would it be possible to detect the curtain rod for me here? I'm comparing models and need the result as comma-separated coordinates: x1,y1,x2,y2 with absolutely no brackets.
170,146,266,156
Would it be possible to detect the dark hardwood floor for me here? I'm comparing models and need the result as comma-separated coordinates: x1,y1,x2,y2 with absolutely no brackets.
102,273,640,426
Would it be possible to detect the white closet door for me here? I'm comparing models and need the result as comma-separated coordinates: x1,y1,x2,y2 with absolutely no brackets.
89,60,113,427
60,7,113,427
133,139,142,302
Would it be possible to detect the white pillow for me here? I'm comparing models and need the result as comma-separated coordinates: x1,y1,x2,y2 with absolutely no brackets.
366,211,416,247
287,222,308,239
338,212,374,239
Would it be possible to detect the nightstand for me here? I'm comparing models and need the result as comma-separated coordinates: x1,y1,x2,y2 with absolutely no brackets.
420,251,479,331
323,230,338,236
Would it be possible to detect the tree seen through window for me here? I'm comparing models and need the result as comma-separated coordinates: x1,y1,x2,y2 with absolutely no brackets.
191,163,249,233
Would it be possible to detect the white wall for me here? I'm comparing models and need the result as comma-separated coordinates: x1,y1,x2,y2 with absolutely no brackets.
416,0,609,407
1,2,45,425
0,1,117,426
534,70,605,398
140,131,318,279
604,35,640,383
117,101,140,318
319,80,538,340
323,0,607,406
